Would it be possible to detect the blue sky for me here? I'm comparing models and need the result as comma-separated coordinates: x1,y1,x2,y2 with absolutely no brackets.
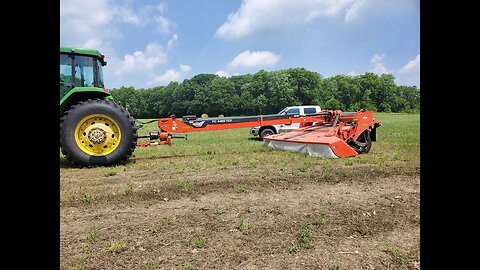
60,0,420,89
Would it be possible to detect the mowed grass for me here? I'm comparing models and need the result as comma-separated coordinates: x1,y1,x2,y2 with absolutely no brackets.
60,112,419,209
60,113,419,182
135,112,418,155
131,112,419,173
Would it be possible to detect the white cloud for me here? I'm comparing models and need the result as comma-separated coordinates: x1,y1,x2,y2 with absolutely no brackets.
60,0,113,45
81,38,117,59
153,69,182,84
82,38,104,50
150,64,192,86
180,64,192,72
153,2,172,33
167,34,178,49
114,42,167,76
399,54,420,74
215,0,418,40
395,54,420,87
363,53,419,87
305,0,357,22
61,0,174,48
215,70,232,78
227,50,280,70
113,6,142,25
61,1,184,89
157,2,167,13
215,0,357,40
347,70,358,76
369,53,390,74
345,0,366,23
155,16,171,33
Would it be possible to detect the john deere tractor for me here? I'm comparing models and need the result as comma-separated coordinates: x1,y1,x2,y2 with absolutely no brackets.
60,46,137,166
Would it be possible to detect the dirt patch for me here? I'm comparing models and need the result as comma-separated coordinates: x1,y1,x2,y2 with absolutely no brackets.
61,171,419,269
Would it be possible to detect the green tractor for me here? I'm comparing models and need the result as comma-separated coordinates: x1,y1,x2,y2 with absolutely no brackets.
60,46,137,166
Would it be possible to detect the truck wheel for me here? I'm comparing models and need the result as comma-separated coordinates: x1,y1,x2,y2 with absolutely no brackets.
60,99,137,167
259,128,275,141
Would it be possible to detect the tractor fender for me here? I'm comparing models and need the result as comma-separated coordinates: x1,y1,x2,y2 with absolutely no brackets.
60,87,111,116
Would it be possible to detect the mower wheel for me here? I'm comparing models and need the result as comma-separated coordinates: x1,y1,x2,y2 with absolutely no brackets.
352,130,372,154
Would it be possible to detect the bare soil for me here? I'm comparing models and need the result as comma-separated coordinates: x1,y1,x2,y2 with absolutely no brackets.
60,158,419,270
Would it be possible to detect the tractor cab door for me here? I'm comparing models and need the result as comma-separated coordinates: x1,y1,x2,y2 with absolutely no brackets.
60,54,74,99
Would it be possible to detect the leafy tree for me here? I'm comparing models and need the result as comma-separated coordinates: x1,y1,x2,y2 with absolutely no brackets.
109,68,419,118
264,71,297,113
206,77,237,116
252,94,268,114
285,68,322,105
324,97,343,110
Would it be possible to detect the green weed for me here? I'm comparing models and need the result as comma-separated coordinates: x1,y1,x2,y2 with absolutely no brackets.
80,194,94,203
104,170,117,177
298,224,313,249
237,218,248,231
109,241,127,253
380,245,409,262
85,229,99,241
184,263,196,270
124,183,133,195
289,243,299,254
236,185,246,193
192,236,206,248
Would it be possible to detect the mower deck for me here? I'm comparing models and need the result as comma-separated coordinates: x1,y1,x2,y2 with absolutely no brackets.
263,125,358,158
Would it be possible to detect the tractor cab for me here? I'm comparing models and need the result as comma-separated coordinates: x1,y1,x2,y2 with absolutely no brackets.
60,46,107,100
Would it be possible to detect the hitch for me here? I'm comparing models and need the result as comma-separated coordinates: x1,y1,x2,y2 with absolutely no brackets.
136,132,187,147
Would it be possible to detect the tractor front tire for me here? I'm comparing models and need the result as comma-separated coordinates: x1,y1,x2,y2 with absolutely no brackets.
60,99,137,167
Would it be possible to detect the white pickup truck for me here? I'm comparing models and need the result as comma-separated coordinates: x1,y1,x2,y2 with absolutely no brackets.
251,105,322,140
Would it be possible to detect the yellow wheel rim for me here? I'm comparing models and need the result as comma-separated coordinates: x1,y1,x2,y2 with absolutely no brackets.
74,114,122,156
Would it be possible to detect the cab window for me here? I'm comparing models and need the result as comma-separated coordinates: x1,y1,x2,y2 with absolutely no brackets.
304,107,317,114
60,54,72,85
286,108,300,115
74,56,95,87
96,59,104,88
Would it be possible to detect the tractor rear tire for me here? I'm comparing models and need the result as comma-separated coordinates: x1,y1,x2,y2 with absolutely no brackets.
60,99,137,167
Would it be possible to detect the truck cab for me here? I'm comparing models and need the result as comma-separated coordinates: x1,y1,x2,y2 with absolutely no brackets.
251,105,322,140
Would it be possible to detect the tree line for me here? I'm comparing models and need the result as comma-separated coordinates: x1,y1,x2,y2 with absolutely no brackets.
110,68,420,119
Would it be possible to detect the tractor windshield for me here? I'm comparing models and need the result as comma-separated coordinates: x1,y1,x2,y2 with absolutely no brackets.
74,56,104,88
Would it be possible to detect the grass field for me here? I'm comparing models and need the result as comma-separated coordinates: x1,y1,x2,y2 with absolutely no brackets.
60,113,420,269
